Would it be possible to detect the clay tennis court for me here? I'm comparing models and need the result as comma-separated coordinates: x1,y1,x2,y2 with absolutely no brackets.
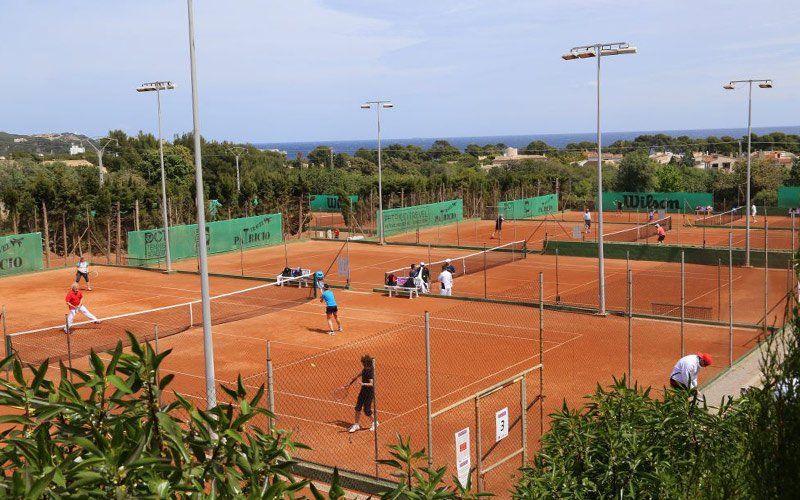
0,260,767,491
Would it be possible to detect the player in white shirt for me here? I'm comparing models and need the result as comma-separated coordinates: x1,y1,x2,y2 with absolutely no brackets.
583,209,592,233
75,256,92,291
437,264,454,296
750,203,757,223
669,352,712,389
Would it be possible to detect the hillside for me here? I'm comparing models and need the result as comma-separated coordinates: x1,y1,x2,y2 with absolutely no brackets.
0,131,89,156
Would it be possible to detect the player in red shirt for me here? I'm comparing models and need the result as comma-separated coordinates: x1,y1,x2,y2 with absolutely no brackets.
64,283,100,332
656,223,666,245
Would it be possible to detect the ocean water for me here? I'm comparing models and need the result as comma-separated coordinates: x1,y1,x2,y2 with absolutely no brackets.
255,125,800,158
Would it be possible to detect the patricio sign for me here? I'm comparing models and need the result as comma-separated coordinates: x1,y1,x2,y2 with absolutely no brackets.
600,192,713,212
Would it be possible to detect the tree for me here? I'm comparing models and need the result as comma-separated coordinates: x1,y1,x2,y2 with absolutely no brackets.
788,157,800,186
308,146,333,167
615,151,656,192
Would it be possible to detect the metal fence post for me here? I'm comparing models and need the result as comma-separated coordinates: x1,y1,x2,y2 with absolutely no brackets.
729,232,734,366
154,324,161,406
521,373,528,464
764,221,769,337
267,341,275,428
456,220,460,246
538,272,544,437
555,248,560,303
680,250,685,357
475,396,482,492
792,213,796,253
483,245,488,299
239,232,245,276
64,313,73,381
424,312,433,466
372,358,379,477
717,258,722,322
627,268,633,381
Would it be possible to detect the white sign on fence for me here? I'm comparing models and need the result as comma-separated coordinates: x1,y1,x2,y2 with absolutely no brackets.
572,225,583,239
495,407,509,442
336,256,349,277
455,427,471,487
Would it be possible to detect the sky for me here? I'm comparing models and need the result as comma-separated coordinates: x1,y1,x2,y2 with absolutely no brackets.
1,0,798,143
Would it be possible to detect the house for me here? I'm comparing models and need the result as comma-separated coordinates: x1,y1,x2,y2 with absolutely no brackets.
694,153,737,172
69,143,85,155
489,146,547,167
577,150,623,167
751,150,796,167
649,151,680,164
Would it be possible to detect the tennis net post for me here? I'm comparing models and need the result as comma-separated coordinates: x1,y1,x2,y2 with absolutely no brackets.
154,324,161,407
718,258,722,322
627,268,633,381
764,221,769,338
555,248,560,303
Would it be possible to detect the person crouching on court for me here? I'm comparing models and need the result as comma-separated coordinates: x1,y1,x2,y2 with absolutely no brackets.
438,263,453,296
64,283,101,333
669,352,712,390
348,355,377,433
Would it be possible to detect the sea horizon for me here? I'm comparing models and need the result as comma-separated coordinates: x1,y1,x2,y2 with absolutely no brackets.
255,125,800,157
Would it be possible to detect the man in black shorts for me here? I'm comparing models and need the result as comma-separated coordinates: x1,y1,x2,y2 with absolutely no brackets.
490,214,505,239
347,355,376,433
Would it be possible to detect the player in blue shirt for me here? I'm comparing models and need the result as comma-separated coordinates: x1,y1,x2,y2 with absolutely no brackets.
319,284,342,335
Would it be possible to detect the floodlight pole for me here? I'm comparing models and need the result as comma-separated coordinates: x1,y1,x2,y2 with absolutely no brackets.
83,137,118,184
563,42,637,315
136,81,176,272
362,100,393,245
187,0,217,409
723,79,773,267
229,146,245,193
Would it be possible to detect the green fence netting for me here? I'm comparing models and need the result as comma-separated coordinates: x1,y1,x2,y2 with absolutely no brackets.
127,213,283,265
498,193,558,219
600,192,713,212
778,187,800,208
381,199,464,236
309,194,358,212
0,232,44,277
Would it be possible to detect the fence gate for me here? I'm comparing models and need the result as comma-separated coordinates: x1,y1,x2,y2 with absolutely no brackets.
429,365,542,493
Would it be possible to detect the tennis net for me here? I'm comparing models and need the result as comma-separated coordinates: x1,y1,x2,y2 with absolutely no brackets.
604,216,672,243
694,208,743,226
384,240,527,283
6,275,315,365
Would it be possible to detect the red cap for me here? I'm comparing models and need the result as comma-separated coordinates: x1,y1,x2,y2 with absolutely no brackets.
697,352,712,366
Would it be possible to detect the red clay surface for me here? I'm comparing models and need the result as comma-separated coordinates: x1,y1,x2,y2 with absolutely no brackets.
389,216,797,251
0,241,788,492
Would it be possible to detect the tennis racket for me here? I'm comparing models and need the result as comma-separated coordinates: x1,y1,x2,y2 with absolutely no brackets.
332,385,350,401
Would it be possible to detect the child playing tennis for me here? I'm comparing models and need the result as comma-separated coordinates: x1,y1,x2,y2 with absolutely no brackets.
319,284,342,335
344,355,376,433
75,256,92,291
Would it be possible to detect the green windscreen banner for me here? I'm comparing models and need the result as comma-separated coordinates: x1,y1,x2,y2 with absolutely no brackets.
381,199,464,236
0,232,44,277
310,194,358,212
127,213,283,265
600,192,713,212
498,193,558,219
778,187,800,208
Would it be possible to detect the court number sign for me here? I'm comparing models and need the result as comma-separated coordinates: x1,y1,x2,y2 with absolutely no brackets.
495,407,509,442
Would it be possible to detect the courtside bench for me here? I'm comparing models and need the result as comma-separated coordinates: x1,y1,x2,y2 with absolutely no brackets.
385,277,419,298
277,268,312,287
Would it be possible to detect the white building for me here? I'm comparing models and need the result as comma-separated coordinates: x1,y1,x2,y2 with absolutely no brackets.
69,143,86,155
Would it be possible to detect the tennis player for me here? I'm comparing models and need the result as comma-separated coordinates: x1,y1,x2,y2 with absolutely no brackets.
583,209,592,233
669,352,712,390
751,203,757,223
346,355,377,433
75,256,92,291
656,223,666,244
418,262,430,294
319,284,342,335
64,283,101,332
648,209,655,222
444,258,456,274
438,263,453,296
490,214,505,239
